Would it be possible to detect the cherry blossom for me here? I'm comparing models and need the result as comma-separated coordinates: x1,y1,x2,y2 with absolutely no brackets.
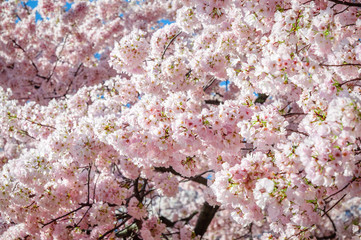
1,0,361,239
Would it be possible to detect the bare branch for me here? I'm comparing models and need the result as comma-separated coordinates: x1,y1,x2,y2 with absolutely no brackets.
98,216,131,240
194,202,220,237
328,0,361,7
286,129,309,137
324,177,359,201
320,63,361,67
203,77,216,91
205,99,223,105
339,77,361,86
42,204,91,228
161,31,182,60
282,112,307,118
315,210,337,240
133,177,142,202
160,211,199,228
47,34,69,82
73,205,92,229
23,118,56,129
334,6,350,15
11,39,47,79
154,167,208,186
322,194,347,217
86,163,92,204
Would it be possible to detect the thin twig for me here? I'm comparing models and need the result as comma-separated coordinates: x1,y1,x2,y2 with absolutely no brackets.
17,129,37,140
282,112,307,118
21,1,31,15
11,39,47,79
339,78,361,86
302,0,314,5
23,118,56,129
334,6,350,15
74,63,84,77
87,164,92,204
161,31,182,59
74,206,92,228
320,63,361,67
324,178,357,201
325,211,337,233
323,194,347,217
47,34,69,82
154,167,208,186
286,129,309,136
98,217,131,240
42,204,90,228
203,77,216,91
93,171,100,202
328,0,361,7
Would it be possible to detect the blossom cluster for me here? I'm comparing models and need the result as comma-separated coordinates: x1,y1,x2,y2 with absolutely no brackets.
0,0,361,239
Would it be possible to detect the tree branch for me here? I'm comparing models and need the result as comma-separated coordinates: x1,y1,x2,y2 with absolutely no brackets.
47,34,69,82
282,112,307,118
194,202,220,237
339,77,361,86
11,39,47,80
315,210,337,240
98,216,131,240
205,99,223,105
322,194,347,217
160,211,199,228
203,77,216,91
23,118,56,129
73,205,92,229
154,167,208,186
320,63,361,67
286,129,309,137
328,0,361,7
42,203,91,228
162,31,182,60
324,177,358,201
86,163,92,204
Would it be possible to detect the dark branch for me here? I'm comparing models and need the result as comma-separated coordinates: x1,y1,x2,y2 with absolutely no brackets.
23,118,56,129
11,39,47,79
322,194,347,217
73,205,92,229
334,6,350,15
324,177,358,201
203,77,216,91
194,202,220,237
286,129,309,137
320,63,361,67
42,203,91,228
98,216,131,240
205,99,223,105
161,31,182,60
160,211,199,228
133,177,142,202
328,0,361,7
47,34,69,82
255,93,268,104
282,112,307,118
86,164,92,204
154,167,208,186
74,63,84,77
339,78,361,86
315,210,337,240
